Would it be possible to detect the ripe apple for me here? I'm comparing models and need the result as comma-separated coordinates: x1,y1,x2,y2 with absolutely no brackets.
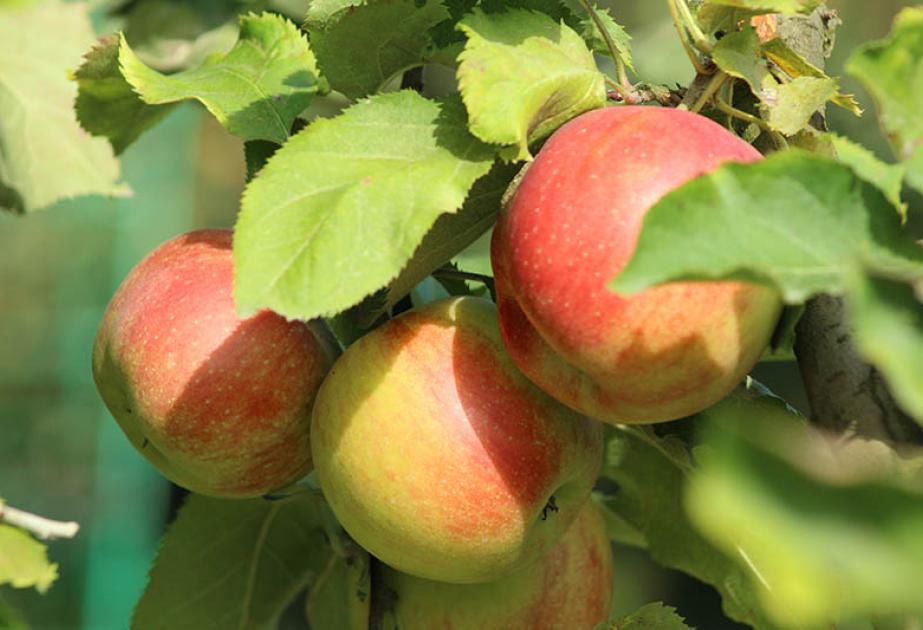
310,296,604,584
380,499,614,629
92,229,337,498
491,106,782,425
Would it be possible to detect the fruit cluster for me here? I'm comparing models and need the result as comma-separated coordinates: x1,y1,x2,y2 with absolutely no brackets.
92,106,780,627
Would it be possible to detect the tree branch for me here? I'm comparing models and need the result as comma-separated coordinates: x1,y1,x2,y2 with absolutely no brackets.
778,6,923,445
0,504,79,540
794,295,923,444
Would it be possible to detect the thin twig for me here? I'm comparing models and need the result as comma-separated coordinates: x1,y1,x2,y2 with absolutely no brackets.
0,504,79,540
605,76,632,102
714,86,771,132
671,0,712,53
432,268,495,287
667,0,711,74
577,0,634,94
688,70,727,113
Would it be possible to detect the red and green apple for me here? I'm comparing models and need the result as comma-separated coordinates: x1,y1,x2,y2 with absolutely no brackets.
92,229,337,498
492,106,782,425
310,296,604,584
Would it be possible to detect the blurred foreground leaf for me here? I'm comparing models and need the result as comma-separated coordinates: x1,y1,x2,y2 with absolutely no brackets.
611,152,923,303
830,134,907,220
0,1,128,213
688,405,923,627
848,272,923,425
602,417,781,629
847,7,923,192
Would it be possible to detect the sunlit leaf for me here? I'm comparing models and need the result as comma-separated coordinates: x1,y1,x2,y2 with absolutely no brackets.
234,91,495,320
457,8,605,160
121,12,324,144
305,0,449,98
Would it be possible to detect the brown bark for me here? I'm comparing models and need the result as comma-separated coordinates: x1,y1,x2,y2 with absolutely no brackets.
779,7,923,445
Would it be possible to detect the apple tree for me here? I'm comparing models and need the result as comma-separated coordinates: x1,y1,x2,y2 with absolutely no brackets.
2,0,923,628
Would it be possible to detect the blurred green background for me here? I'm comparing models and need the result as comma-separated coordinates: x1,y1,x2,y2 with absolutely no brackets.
0,0,917,628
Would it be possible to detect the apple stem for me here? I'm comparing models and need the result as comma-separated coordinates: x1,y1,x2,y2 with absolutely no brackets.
0,503,80,540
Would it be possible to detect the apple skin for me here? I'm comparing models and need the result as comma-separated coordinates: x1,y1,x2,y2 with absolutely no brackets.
92,229,337,498
491,106,782,425
380,499,614,630
310,296,604,584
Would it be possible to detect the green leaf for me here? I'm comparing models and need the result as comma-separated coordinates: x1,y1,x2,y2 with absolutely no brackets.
120,12,324,144
579,5,633,71
234,91,495,320
73,34,176,155
702,0,820,14
907,144,923,195
697,5,758,38
0,524,57,593
602,423,781,629
687,406,923,627
847,7,923,163
767,303,804,359
305,0,449,99
305,541,370,630
133,493,331,630
0,593,28,630
380,160,517,310
592,494,645,549
457,9,606,161
479,0,577,24
607,602,693,629
848,272,923,425
610,151,923,304
0,0,128,213
761,38,862,116
243,140,280,182
712,27,775,98
764,76,837,135
321,161,516,328
305,0,365,29
830,134,907,220
118,0,241,73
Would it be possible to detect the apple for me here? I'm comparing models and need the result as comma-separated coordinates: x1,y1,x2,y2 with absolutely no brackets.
380,499,614,629
491,106,782,425
92,229,338,498
310,296,604,584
